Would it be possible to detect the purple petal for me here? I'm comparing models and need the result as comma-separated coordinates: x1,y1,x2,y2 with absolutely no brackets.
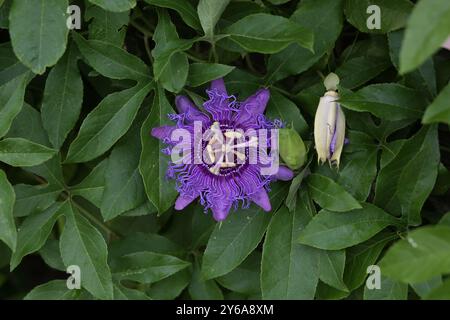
243,88,270,114
151,125,176,140
235,89,270,125
210,78,227,95
174,194,197,210
274,166,294,181
175,95,209,123
175,95,196,113
211,200,232,221
250,188,271,212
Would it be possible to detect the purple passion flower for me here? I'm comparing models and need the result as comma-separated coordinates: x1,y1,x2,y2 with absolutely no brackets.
151,78,294,221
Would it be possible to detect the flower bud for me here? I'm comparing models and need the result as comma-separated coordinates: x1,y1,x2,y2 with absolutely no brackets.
314,90,346,167
279,128,306,170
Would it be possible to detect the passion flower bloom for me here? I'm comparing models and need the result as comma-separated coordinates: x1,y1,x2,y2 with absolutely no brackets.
151,79,294,221
314,90,346,167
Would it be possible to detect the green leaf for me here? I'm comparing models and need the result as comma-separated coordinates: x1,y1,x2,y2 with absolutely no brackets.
100,122,146,221
72,32,150,81
0,138,57,167
6,103,49,145
388,29,437,98
316,282,349,300
266,0,343,82
88,0,136,12
298,203,400,250
265,91,309,137
399,0,450,74
344,232,396,291
217,251,261,295
187,63,234,87
122,201,157,217
70,160,108,208
425,279,450,300
10,202,64,270
111,251,190,284
146,269,191,300
152,9,190,93
202,182,288,280
225,13,314,54
66,81,152,163
109,232,184,261
0,42,30,87
375,125,440,225
144,0,201,30
85,4,130,46
364,276,408,300
158,51,189,93
337,146,378,202
60,201,114,300
24,280,81,300
422,82,450,125
344,0,413,34
139,86,178,214
0,169,16,251
189,259,223,300
13,184,61,218
261,192,319,299
319,250,348,292
9,0,68,74
0,0,11,29
285,167,308,212
307,174,362,212
41,44,83,149
113,282,150,300
336,57,390,89
0,73,28,138
379,225,450,283
339,84,427,120
39,239,65,272
197,0,230,39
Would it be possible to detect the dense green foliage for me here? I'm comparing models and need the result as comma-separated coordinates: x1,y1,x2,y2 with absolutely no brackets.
0,0,449,300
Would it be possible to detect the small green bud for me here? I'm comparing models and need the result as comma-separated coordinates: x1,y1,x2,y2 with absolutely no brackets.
279,128,307,170
324,72,340,91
